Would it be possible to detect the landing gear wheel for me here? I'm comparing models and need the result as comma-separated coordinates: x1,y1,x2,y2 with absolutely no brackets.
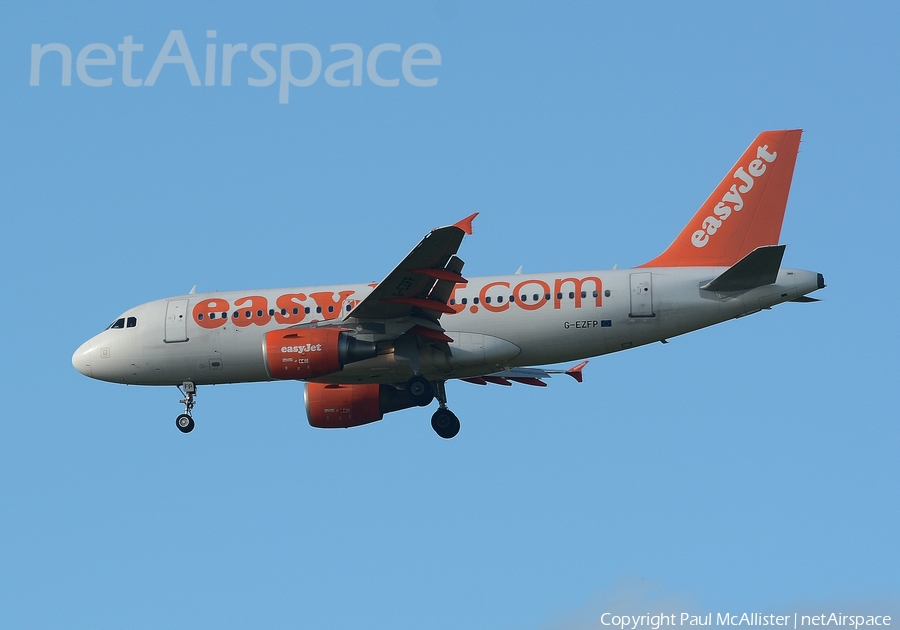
431,408,460,439
406,375,434,407
176,414,195,434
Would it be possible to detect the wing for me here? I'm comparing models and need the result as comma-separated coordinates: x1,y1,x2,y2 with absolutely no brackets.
460,361,589,387
346,213,477,321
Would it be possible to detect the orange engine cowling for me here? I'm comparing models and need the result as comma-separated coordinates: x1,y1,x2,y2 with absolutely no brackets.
263,328,377,380
305,382,419,429
305,383,383,428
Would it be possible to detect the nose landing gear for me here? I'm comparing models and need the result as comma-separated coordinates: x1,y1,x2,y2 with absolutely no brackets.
176,381,196,434
430,380,460,439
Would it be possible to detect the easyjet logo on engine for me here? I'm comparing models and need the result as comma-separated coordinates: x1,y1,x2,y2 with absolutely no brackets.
281,344,323,354
691,144,778,248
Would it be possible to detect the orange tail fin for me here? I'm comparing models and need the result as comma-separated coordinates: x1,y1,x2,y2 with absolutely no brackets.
641,129,802,268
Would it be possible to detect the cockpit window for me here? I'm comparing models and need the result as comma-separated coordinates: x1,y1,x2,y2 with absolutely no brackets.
107,316,136,330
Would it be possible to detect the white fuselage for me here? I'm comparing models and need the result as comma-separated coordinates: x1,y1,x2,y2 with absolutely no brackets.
72,266,821,387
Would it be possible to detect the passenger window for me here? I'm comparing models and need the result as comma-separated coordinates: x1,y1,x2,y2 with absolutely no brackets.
545,294,551,301
473,297,479,305
269,309,275,316
346,304,351,311
316,306,322,313
221,312,227,319
245,310,252,318
209,313,216,319
521,295,528,302
497,296,503,303
461,298,467,305
593,290,599,298
581,291,587,299
509,295,515,302
126,317,137,328
556,293,563,300
449,299,455,305
328,306,334,313
605,290,610,297
485,297,491,304
257,310,263,317
233,311,240,319
198,313,205,320
305,307,310,314
569,292,575,299
293,307,299,315
281,308,287,315
533,294,539,301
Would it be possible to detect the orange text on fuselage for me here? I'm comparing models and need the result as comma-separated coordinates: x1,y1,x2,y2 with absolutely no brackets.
192,276,604,329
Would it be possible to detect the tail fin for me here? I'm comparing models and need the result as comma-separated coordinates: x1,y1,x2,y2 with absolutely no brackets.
641,130,802,268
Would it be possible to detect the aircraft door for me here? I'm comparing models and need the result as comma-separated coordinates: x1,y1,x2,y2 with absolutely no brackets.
629,272,655,317
164,299,190,343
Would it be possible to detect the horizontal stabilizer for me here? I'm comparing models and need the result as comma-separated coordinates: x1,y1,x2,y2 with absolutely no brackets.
702,245,785,292
790,295,820,303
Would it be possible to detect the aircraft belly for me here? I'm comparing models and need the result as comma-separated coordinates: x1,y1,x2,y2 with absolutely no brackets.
318,332,522,384
130,324,270,386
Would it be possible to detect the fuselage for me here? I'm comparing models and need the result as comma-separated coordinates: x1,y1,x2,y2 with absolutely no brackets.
72,266,823,387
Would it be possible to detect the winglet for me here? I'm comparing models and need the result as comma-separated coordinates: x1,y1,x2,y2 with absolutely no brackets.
566,361,588,383
452,212,478,235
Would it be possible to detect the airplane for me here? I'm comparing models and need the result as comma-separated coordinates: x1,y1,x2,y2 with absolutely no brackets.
72,129,824,439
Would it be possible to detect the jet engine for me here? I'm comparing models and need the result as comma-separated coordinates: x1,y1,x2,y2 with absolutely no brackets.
305,382,418,428
263,328,377,380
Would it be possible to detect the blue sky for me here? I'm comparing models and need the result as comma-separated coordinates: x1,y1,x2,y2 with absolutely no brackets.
1,2,898,628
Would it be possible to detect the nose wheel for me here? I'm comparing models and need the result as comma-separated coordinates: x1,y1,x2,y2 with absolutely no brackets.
430,380,460,439
176,381,196,434
176,413,195,433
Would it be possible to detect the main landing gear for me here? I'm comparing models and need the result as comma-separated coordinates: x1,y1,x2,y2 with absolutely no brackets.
431,407,460,440
429,380,460,440
404,375,459,439
175,381,196,434
406,375,434,407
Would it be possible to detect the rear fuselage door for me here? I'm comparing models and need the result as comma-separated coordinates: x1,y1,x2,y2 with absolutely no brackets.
164,299,190,343
629,272,655,317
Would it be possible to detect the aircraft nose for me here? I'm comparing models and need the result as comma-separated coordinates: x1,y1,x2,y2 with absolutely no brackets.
72,340,94,378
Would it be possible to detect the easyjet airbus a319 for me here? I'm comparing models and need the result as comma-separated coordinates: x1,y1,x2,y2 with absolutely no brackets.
73,130,824,438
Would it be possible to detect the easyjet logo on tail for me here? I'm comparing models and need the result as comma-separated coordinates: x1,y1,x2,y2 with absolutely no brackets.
691,145,778,248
